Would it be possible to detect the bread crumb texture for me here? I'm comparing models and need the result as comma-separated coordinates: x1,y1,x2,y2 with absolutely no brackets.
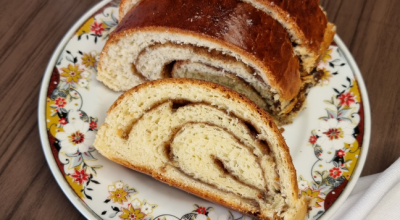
94,79,307,220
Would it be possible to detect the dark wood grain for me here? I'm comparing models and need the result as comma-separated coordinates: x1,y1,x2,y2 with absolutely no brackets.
320,0,400,176
0,0,399,219
0,0,97,219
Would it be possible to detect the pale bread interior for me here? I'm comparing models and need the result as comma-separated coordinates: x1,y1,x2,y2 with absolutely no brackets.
94,79,307,220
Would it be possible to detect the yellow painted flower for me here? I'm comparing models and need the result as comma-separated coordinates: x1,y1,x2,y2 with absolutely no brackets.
322,48,333,63
316,68,332,86
120,206,145,220
82,53,96,68
320,68,332,81
302,188,324,208
109,188,128,204
61,64,83,83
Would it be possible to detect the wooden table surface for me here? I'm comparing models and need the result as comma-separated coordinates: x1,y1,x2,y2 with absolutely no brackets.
0,0,399,219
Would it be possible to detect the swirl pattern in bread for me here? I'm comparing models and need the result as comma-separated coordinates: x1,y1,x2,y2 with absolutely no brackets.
94,79,307,220
98,0,307,124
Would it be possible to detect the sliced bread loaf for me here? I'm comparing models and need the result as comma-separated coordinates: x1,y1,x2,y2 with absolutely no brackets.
118,0,336,73
94,78,307,220
98,0,303,124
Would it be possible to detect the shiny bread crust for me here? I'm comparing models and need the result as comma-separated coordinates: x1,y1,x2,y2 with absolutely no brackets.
119,0,335,72
100,25,300,101
113,0,301,101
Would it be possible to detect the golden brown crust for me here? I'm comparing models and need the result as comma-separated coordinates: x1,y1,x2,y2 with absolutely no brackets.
318,23,337,62
113,0,301,101
249,0,328,54
119,0,329,56
118,0,331,71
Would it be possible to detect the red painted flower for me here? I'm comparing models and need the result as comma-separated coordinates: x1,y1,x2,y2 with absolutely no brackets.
91,22,104,35
329,167,342,179
71,169,89,184
196,207,206,214
309,135,318,144
55,97,66,108
338,92,355,106
337,149,345,157
69,131,85,145
323,128,343,140
59,118,67,125
89,121,97,130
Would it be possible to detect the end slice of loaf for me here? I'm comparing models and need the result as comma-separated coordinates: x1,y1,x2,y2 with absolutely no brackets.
94,78,307,220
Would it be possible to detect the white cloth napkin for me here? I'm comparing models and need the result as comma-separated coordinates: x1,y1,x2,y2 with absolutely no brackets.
329,157,400,220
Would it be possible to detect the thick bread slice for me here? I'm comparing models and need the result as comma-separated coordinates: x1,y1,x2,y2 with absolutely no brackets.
119,0,336,73
94,78,307,220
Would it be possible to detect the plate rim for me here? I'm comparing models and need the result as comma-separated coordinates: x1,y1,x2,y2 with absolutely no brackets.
37,1,371,219
38,1,112,219
318,35,371,220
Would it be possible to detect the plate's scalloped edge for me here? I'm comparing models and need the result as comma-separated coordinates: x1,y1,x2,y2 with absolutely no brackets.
37,1,372,219
319,35,371,220
38,1,113,219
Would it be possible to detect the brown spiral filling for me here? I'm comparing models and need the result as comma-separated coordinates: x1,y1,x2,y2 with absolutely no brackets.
130,41,318,124
118,99,287,216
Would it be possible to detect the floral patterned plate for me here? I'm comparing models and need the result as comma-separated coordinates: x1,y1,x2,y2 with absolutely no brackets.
38,1,371,219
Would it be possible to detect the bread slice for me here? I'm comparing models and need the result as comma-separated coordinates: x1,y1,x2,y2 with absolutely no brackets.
118,0,336,73
94,78,307,220
98,0,302,124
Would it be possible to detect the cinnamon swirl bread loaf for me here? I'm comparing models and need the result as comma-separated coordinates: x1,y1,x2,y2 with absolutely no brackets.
98,0,307,124
94,79,307,220
118,0,336,73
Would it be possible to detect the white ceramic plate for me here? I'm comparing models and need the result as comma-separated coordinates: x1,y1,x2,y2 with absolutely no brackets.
38,1,371,219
